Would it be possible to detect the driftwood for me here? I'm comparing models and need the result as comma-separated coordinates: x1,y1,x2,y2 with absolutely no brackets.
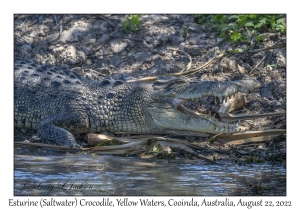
85,134,213,162
14,133,214,162
212,129,286,145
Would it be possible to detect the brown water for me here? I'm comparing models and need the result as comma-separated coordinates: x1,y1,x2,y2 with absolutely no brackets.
14,154,286,196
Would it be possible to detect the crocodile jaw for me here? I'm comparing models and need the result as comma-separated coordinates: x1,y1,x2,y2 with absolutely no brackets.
148,99,247,134
148,79,261,134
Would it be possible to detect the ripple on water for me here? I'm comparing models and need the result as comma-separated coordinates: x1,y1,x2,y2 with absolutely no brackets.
14,154,286,196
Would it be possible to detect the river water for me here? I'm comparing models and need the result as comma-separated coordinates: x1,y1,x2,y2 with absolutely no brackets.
14,154,286,196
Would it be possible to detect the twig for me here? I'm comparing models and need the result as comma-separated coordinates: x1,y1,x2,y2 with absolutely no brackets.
218,111,286,123
128,42,286,83
14,141,82,151
99,15,117,28
166,47,192,73
248,42,285,54
128,52,224,82
249,55,267,74
85,68,107,77
87,37,110,56
123,37,143,42
180,145,216,163
123,36,154,52
142,40,154,53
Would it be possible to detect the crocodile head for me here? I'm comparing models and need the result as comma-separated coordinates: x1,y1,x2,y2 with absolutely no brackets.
147,77,261,134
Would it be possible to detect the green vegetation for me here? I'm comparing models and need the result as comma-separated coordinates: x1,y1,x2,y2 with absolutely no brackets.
193,14,286,44
207,137,214,143
269,63,278,69
144,143,176,160
95,138,124,147
187,153,193,159
120,15,142,32
244,156,264,163
183,28,189,37
155,143,162,152
157,152,176,160
76,151,96,157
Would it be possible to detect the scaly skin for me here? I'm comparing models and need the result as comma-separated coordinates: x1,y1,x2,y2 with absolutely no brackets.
14,58,261,148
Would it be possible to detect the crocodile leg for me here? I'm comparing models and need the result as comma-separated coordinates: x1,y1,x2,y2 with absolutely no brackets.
37,112,90,148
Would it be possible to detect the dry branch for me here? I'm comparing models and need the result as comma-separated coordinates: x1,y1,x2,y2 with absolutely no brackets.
212,129,286,145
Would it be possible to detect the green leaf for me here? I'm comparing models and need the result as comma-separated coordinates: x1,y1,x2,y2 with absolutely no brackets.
275,24,286,32
122,21,128,29
259,17,267,24
213,14,225,22
229,15,239,20
244,21,254,27
276,18,286,24
131,16,141,26
276,25,284,29
250,29,256,34
256,35,263,41
238,16,248,27
269,19,276,29
229,23,238,31
230,31,241,41
240,35,248,42
196,17,206,24
249,14,256,19
220,32,227,39
254,22,263,29
221,25,230,32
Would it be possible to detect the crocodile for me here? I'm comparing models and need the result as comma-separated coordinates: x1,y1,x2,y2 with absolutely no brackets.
14,58,261,148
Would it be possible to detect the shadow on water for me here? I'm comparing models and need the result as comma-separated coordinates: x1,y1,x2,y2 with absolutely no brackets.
14,154,286,196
